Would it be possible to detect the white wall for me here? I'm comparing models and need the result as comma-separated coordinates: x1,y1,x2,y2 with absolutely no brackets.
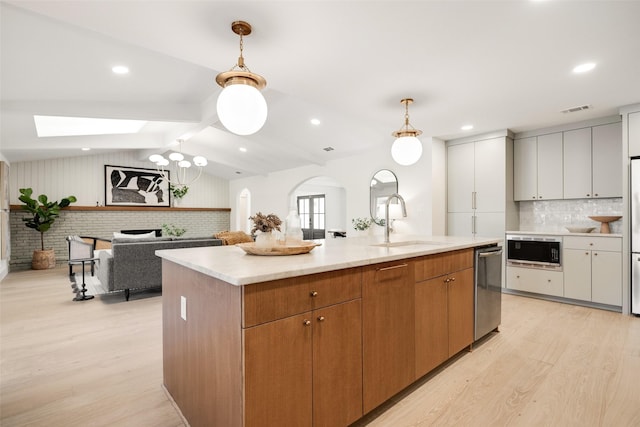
8,152,229,207
229,137,445,237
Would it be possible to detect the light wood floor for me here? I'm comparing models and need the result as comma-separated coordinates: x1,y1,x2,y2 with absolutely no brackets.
2,267,639,427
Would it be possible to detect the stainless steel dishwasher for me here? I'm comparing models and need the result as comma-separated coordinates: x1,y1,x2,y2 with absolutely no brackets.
474,245,503,341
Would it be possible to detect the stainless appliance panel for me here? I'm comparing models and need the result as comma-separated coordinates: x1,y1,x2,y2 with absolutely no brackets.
632,159,640,254
633,251,640,315
631,158,640,315
475,246,503,340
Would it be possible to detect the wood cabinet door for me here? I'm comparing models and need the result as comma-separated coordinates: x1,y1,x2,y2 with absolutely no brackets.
592,250,622,306
563,249,592,301
447,268,474,356
244,313,313,427
513,137,538,201
362,261,415,413
313,299,363,427
563,127,593,199
415,276,448,378
592,122,622,198
536,132,563,200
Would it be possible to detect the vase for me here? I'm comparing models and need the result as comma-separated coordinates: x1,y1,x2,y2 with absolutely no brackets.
32,249,56,270
255,231,276,248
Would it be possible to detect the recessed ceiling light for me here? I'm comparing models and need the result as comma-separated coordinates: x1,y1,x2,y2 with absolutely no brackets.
239,147,247,152
461,124,474,131
33,115,146,137
112,65,129,75
572,62,596,73
81,147,91,151
310,118,321,126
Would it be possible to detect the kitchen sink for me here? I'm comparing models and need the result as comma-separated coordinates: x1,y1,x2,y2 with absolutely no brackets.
370,240,448,248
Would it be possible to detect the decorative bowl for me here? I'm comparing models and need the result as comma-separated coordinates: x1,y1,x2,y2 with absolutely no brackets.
565,226,595,233
236,241,322,256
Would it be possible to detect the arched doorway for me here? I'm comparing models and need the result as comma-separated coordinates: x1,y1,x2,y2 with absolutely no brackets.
289,176,346,239
237,188,251,234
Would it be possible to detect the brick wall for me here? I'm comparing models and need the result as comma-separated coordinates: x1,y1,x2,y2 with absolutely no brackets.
9,209,230,270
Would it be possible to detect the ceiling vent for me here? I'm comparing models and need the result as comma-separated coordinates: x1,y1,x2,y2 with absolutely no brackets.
323,146,335,152
561,104,592,114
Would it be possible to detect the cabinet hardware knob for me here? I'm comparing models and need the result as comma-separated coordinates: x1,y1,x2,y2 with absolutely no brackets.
594,253,598,256
587,194,590,197
589,243,593,246
547,279,551,283
450,277,456,282
303,320,311,326
532,196,536,199
310,291,318,297
595,193,599,197
585,252,589,255
444,278,450,283
516,275,520,279
538,196,542,199
317,316,325,322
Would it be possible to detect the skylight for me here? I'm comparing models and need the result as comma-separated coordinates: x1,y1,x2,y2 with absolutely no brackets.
33,115,147,137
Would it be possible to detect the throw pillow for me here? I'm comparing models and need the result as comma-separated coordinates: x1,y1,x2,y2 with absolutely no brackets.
214,231,254,245
113,231,156,240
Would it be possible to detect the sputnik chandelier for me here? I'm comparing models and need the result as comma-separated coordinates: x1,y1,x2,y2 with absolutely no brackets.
148,139,208,187
215,20,267,136
391,98,423,166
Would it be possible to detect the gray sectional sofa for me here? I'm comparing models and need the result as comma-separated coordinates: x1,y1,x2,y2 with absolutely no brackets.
96,236,223,300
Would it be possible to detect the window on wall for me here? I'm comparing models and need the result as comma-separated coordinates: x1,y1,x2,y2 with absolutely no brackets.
297,194,326,239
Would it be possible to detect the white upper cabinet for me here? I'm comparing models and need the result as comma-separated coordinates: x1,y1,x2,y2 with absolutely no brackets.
474,138,506,212
592,122,622,197
513,133,562,201
447,134,514,237
563,127,592,199
563,123,622,199
627,111,640,157
536,133,564,200
513,137,537,201
515,119,622,202
447,142,475,213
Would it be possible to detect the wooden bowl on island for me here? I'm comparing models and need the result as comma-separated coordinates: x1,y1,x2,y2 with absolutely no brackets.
588,215,622,234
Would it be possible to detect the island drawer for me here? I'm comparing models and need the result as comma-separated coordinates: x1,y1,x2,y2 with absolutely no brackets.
414,248,474,282
243,267,362,327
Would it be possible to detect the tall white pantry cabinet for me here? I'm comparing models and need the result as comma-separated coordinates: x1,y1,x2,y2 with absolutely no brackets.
446,130,518,238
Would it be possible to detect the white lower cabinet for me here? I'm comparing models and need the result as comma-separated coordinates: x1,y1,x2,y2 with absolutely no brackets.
506,266,563,297
562,236,622,306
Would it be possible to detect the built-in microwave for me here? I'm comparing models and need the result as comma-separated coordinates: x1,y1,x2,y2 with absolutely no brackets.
506,234,562,270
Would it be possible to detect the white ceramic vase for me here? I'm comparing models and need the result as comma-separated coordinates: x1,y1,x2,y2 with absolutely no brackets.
255,231,276,248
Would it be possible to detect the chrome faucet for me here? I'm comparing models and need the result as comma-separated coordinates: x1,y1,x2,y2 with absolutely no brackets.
384,193,407,244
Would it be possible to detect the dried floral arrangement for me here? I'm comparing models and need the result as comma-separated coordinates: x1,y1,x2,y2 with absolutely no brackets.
249,212,282,235
352,217,372,231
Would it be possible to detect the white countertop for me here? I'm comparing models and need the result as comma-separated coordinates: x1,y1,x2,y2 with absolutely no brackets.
506,230,622,238
156,235,502,286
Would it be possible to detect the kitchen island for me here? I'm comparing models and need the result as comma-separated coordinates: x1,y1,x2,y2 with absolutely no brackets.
156,235,501,427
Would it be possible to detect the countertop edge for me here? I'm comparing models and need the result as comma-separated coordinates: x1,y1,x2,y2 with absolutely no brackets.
157,236,502,286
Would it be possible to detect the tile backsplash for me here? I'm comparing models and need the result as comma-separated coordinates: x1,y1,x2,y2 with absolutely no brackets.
518,198,623,234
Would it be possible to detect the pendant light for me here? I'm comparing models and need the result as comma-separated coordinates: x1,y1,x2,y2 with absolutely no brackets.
215,21,267,136
149,139,208,187
391,98,423,166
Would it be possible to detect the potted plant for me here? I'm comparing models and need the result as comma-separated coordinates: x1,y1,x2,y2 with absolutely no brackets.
18,188,77,269
170,184,188,206
351,217,372,236
249,212,282,247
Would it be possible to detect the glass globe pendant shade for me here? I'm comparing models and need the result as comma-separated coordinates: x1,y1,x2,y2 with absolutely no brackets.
217,83,267,136
391,136,422,166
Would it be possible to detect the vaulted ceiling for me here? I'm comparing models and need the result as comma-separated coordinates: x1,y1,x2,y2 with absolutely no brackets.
2,1,640,180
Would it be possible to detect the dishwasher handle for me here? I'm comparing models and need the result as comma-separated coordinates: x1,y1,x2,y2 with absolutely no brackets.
478,248,503,258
